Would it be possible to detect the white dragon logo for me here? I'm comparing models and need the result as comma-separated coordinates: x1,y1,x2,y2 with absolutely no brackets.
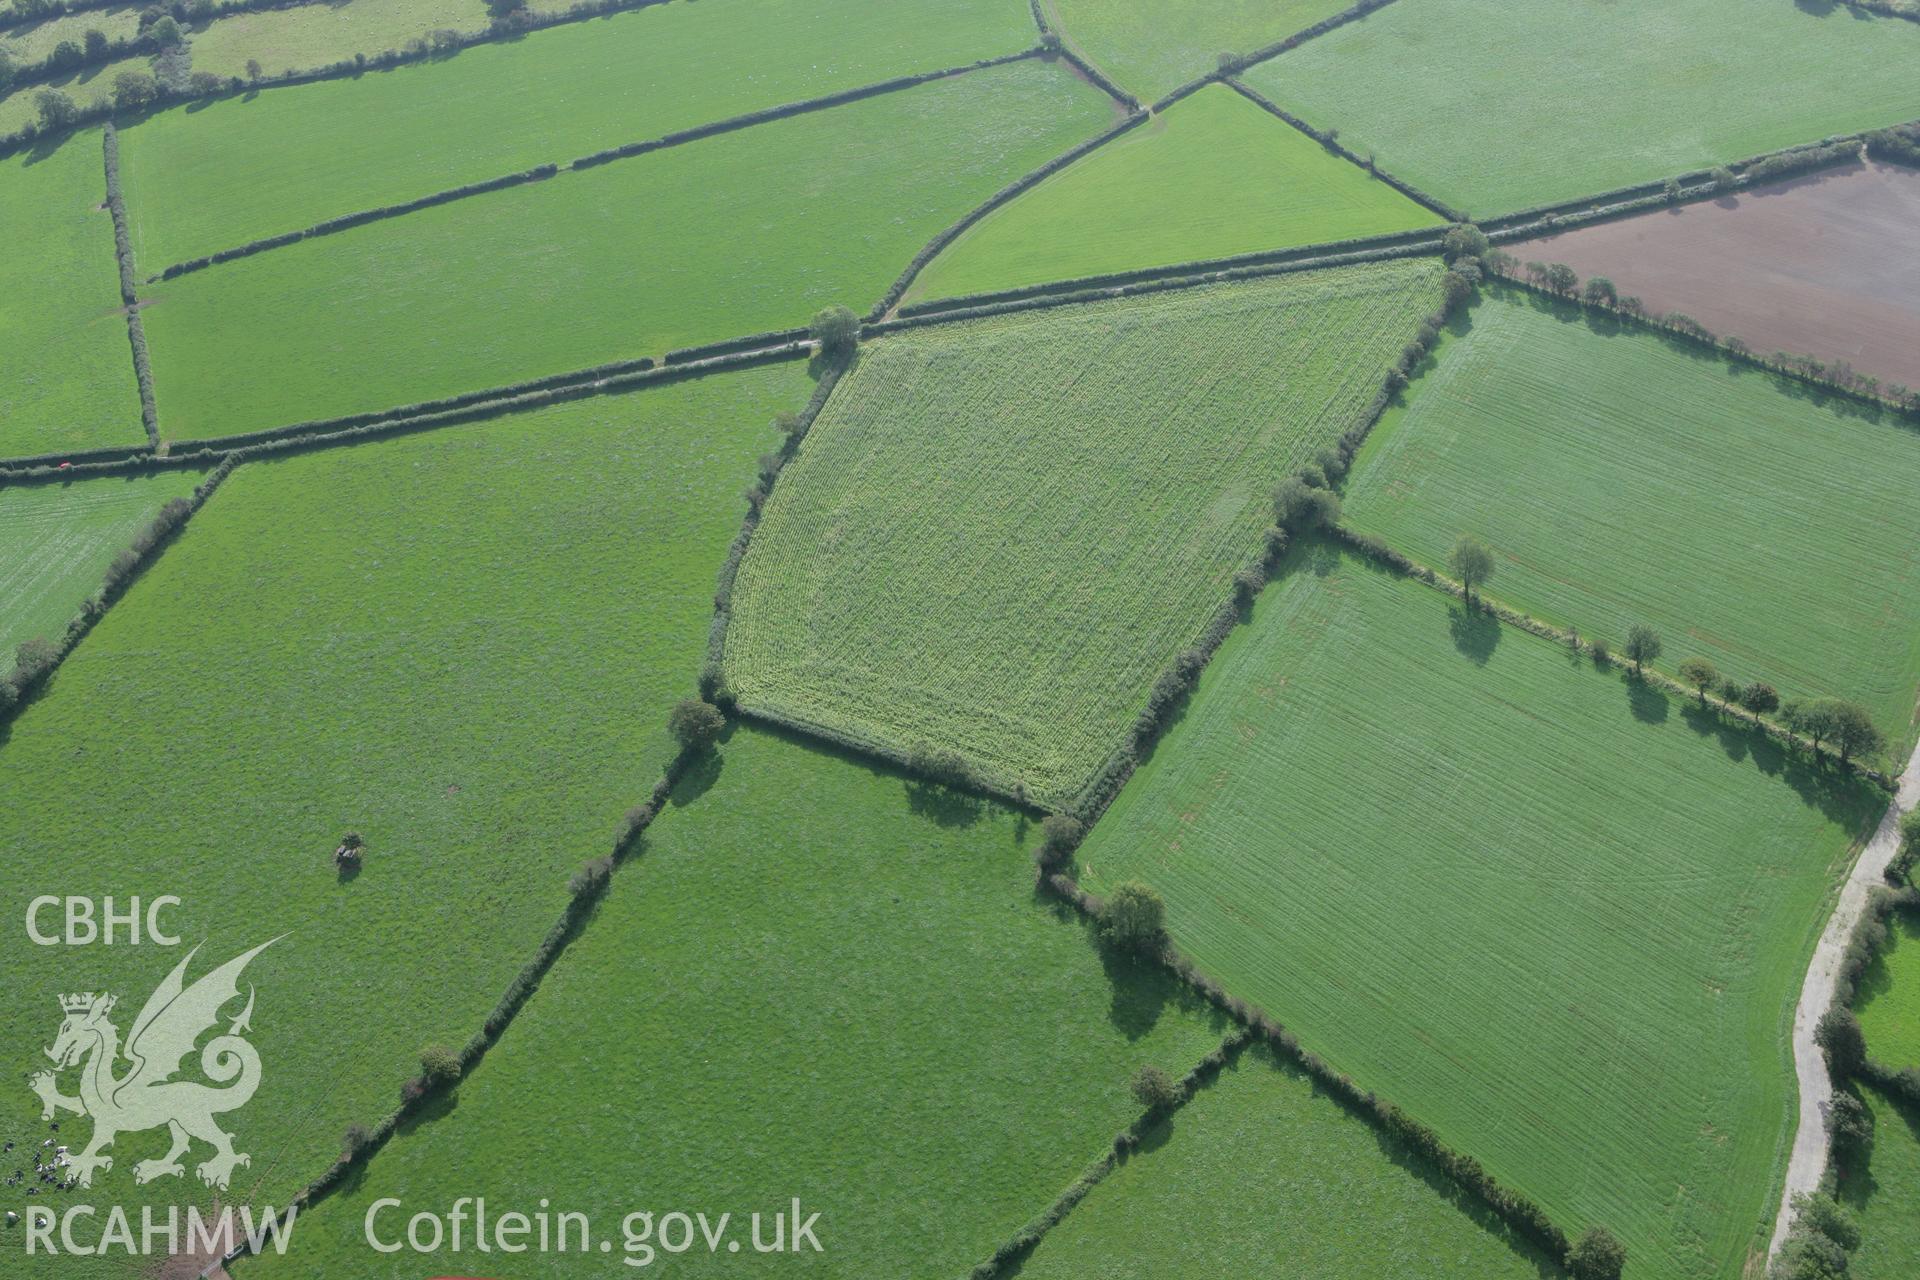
27,939,277,1190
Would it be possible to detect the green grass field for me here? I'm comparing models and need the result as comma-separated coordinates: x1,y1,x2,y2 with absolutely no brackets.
0,132,146,458
1841,1085,1920,1280
1344,290,1920,764
1043,0,1348,102
239,725,1226,1279
1243,0,1920,216
1856,909,1920,1068
179,0,488,82
1018,1041,1556,1279
119,0,1038,268
724,259,1444,806
0,53,147,136
1078,543,1881,1280
0,366,807,1272
907,83,1440,302
0,470,203,658
0,7,140,64
138,58,1110,438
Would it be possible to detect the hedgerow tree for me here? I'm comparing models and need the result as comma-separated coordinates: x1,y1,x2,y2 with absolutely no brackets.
34,89,78,130
1448,535,1495,604
1582,276,1617,307
810,305,859,361
1829,1091,1872,1162
1543,262,1579,296
1101,881,1166,955
1815,1008,1867,1081
1441,223,1489,263
1273,477,1339,531
1741,681,1780,717
1565,1225,1625,1280
1623,624,1661,673
1036,814,1083,872
1826,700,1883,764
1677,658,1719,705
1129,1063,1180,1110
418,1044,462,1088
667,697,725,752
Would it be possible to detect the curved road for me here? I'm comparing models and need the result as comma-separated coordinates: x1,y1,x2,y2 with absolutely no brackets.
1769,738,1919,1260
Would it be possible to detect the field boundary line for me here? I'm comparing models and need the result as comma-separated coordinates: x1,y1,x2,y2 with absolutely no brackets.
1771,768,1920,1259
1480,133,1878,238
1030,0,1139,111
150,48,1047,282
967,1027,1255,1277
0,341,814,486
1328,524,1900,789
701,360,848,700
0,455,232,735
894,223,1448,318
219,734,718,1274
100,125,159,448
1483,271,1920,419
1033,865,1575,1266
1221,76,1464,221
869,107,1150,320
878,219,1445,335
0,0,680,160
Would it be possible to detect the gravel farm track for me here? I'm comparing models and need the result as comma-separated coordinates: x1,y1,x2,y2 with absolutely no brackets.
1771,734,1920,1261
1510,160,1920,391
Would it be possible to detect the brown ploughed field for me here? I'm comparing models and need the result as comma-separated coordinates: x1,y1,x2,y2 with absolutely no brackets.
1511,160,1920,389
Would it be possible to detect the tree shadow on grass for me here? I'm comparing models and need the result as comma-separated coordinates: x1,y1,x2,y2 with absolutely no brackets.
1447,603,1500,665
904,778,985,828
1624,670,1669,724
1681,700,1750,764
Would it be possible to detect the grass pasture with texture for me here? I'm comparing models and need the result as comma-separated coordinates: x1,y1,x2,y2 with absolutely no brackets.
138,57,1113,437
908,82,1441,303
0,365,809,1273
0,133,145,458
1856,908,1920,1069
1043,0,1349,102
0,469,204,658
1016,1041,1556,1279
724,259,1445,806
1244,0,1920,216
118,0,1041,268
1078,543,1881,1280
239,726,1227,1280
1344,289,1920,762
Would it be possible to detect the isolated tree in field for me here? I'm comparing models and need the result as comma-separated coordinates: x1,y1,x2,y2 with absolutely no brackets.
1741,681,1779,717
667,697,725,753
1815,1008,1866,1081
1273,477,1339,531
1447,535,1495,604
1100,881,1166,955
1825,700,1882,763
1581,276,1617,307
1129,1063,1180,1110
1543,263,1579,296
810,305,859,360
34,89,78,130
1676,657,1719,705
1441,223,1489,263
1622,624,1661,673
1565,1225,1626,1280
